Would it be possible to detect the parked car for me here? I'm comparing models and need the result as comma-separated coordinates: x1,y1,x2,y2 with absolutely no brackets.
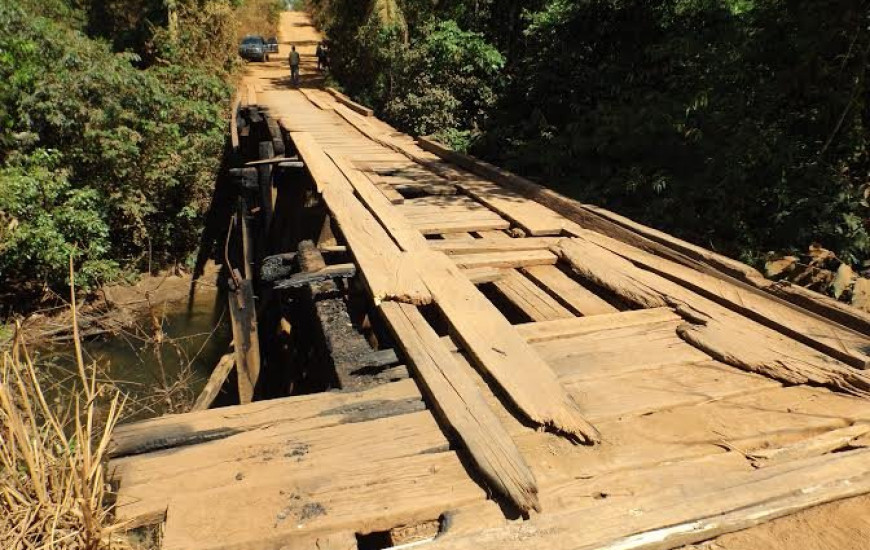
239,35,268,62
265,37,279,55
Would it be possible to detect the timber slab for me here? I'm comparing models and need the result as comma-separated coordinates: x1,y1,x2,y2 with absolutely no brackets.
109,11,870,550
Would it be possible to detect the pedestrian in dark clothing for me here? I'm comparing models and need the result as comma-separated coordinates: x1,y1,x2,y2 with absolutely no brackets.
316,42,326,72
289,45,301,86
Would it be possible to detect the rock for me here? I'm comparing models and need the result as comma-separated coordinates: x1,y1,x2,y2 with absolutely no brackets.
852,278,870,312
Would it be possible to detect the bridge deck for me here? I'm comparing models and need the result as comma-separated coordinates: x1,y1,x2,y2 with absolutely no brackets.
107,12,870,550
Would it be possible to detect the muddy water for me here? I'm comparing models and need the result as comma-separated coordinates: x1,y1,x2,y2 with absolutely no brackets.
38,286,232,420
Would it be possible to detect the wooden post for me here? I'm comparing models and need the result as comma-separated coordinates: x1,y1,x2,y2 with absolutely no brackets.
227,271,261,404
296,240,380,390
258,141,275,235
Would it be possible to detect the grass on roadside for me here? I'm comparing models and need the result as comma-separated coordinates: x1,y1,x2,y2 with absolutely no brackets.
1,264,129,549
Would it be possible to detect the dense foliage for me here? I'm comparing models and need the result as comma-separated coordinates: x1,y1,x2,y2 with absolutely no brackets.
308,0,870,267
0,0,279,303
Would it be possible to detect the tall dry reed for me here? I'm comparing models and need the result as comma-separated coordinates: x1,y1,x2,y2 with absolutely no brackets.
0,260,129,550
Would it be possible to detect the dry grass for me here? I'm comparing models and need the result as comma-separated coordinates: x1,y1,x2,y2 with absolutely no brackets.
0,262,129,550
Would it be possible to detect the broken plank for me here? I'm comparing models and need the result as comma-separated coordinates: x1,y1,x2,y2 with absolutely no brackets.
523,265,619,316
412,249,600,443
273,263,356,289
573,228,870,369
450,249,556,270
190,352,235,412
380,302,540,512
555,237,870,399
492,270,574,322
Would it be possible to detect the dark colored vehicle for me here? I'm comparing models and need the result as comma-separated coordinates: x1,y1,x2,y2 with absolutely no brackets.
239,35,269,62
265,37,279,55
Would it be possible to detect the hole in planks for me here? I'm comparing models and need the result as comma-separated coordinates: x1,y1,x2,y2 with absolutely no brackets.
356,517,442,550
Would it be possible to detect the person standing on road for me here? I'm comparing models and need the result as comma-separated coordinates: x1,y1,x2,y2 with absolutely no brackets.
289,45,301,86
316,42,327,72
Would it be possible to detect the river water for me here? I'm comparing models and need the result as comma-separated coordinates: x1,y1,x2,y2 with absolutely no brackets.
35,286,232,420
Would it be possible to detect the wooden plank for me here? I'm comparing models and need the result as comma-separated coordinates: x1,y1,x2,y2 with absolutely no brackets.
380,302,540,512
417,136,870,335
112,411,450,529
450,250,556,270
429,237,560,254
108,379,423,458
748,423,870,465
516,308,680,344
461,267,506,284
412,250,600,443
430,449,870,550
492,270,574,322
524,264,619,316
572,228,870,369
413,217,510,235
291,133,432,304
326,87,374,116
190,352,234,412
555,237,870,398
162,450,486,550
299,87,334,111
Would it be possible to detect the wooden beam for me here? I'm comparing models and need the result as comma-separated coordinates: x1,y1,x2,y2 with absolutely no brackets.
190,352,234,412
380,302,540,512
227,274,260,405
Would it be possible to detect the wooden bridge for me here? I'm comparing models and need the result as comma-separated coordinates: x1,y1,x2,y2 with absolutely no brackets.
107,12,870,550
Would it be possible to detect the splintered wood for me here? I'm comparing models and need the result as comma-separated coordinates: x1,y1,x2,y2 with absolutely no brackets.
109,21,870,550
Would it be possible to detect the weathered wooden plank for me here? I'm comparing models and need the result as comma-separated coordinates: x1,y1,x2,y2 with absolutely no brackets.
450,250,557,270
429,237,561,255
380,302,540,512
555,237,870,398
412,217,511,235
492,270,574,322
572,228,870,369
430,449,870,550
523,264,619,316
516,308,680,344
114,410,449,530
162,451,486,550
108,379,423,458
